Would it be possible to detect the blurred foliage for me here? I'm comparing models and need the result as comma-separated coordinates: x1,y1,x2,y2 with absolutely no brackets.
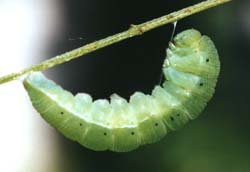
45,0,250,171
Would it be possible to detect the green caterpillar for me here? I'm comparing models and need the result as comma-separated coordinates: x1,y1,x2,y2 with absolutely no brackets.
23,29,220,152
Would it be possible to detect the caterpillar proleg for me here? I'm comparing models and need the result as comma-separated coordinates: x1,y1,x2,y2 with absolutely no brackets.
23,29,220,152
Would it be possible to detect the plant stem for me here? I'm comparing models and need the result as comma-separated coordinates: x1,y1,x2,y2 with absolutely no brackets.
0,0,231,85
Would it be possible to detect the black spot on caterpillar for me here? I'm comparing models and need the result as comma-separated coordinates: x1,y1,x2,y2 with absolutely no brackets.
23,29,220,152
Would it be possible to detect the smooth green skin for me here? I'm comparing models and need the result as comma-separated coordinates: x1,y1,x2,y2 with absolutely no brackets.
23,29,220,152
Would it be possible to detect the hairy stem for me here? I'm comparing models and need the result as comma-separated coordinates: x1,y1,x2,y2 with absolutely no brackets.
0,0,231,85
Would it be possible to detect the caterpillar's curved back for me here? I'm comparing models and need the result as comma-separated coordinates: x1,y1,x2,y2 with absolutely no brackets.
23,29,220,152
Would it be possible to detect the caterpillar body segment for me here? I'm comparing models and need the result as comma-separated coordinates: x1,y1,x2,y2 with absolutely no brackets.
23,29,220,152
